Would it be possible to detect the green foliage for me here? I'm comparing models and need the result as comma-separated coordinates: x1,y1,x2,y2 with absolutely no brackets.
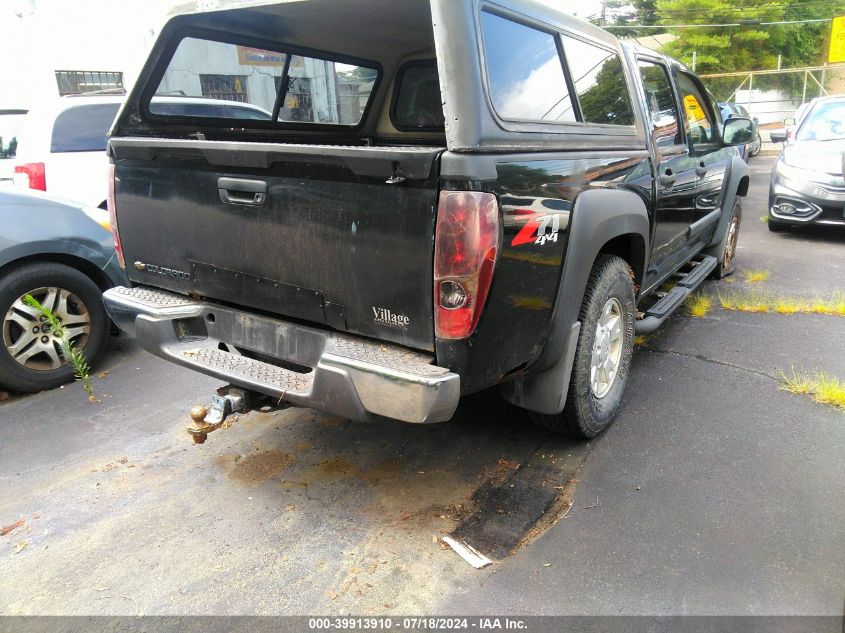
22,294,95,401
578,59,636,124
655,0,829,73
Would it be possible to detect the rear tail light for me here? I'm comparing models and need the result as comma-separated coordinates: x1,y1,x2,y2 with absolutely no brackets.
434,191,499,339
13,162,46,191
107,164,125,269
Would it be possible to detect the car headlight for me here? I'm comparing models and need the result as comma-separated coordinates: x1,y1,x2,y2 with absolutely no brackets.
81,206,111,232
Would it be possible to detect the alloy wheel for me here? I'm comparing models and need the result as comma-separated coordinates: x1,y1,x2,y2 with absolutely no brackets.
2,287,91,371
590,297,624,399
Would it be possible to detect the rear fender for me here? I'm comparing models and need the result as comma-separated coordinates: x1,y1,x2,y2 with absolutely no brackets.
501,188,650,415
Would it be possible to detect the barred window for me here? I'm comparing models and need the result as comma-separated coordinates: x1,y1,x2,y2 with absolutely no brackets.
55,70,124,96
199,74,248,103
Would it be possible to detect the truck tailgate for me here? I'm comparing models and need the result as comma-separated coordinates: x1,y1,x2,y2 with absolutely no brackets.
110,139,443,351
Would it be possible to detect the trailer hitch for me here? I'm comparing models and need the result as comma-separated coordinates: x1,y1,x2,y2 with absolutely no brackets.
187,386,249,444
187,385,290,443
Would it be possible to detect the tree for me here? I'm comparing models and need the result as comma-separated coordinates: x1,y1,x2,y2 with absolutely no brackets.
655,0,829,73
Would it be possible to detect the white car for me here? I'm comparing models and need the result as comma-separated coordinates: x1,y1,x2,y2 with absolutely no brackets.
14,95,123,208
13,95,271,208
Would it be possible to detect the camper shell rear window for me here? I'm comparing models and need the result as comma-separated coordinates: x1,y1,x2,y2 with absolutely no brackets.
142,32,381,130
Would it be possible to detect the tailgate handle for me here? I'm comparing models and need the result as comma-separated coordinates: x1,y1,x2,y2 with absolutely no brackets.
218,177,267,206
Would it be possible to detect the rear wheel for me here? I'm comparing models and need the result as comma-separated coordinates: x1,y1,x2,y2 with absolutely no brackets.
0,262,108,393
532,255,635,439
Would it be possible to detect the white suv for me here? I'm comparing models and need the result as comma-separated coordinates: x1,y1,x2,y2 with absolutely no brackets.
14,95,123,208
13,94,272,208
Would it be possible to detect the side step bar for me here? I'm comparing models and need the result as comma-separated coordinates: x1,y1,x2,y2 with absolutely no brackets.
635,255,718,334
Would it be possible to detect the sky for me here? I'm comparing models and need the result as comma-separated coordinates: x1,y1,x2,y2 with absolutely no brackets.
0,0,606,109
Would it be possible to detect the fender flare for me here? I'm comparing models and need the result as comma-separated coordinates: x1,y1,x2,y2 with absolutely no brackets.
707,155,749,248
501,188,650,415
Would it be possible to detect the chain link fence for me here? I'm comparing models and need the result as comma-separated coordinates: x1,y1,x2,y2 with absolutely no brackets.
700,64,845,153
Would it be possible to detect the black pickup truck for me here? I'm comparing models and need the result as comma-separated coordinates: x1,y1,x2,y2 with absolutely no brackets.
103,0,753,439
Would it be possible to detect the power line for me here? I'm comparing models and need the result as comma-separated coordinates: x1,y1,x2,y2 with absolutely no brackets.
631,0,841,15
605,18,832,29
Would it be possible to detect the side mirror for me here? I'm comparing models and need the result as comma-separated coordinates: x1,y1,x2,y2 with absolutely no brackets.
770,129,787,143
723,117,754,146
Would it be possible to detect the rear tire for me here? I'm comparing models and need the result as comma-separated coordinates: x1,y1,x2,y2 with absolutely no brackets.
0,262,108,393
531,255,635,439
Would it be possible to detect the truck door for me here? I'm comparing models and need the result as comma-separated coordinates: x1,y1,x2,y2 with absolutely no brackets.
636,58,698,286
674,70,733,242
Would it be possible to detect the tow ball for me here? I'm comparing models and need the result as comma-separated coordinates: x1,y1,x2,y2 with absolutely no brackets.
187,386,250,444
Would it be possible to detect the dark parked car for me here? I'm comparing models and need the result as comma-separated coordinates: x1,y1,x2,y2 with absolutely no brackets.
103,0,752,441
719,102,761,159
0,190,126,392
768,95,845,232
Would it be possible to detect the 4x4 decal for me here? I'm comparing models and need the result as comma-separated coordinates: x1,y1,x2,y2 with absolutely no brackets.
511,214,560,247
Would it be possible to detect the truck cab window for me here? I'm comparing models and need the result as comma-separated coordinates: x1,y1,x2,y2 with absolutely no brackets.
675,71,716,147
391,61,444,131
637,60,681,148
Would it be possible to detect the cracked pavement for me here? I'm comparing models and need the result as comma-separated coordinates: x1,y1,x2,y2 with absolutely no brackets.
0,155,843,618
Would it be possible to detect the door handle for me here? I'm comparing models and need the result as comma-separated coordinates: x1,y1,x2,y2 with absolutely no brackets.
218,177,267,206
658,170,676,187
695,162,708,177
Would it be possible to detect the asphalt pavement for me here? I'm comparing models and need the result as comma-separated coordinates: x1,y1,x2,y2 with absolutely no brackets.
0,155,843,618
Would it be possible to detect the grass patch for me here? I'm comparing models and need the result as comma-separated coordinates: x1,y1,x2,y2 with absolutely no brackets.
717,289,770,313
778,368,845,410
717,290,845,317
759,215,769,223
685,291,711,317
22,294,95,402
634,335,648,347
742,269,771,283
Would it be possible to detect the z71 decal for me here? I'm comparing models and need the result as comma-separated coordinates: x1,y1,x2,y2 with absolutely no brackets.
511,214,560,247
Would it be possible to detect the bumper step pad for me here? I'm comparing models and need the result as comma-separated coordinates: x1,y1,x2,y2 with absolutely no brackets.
182,347,314,395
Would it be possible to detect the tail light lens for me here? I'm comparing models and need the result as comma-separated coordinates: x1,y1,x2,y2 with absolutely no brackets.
434,191,499,339
107,164,125,269
13,163,46,191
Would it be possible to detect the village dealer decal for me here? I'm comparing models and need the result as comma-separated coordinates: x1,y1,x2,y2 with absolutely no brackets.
373,306,411,328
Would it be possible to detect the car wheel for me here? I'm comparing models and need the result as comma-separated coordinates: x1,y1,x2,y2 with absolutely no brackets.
532,255,635,439
0,262,108,393
749,133,762,158
706,199,742,279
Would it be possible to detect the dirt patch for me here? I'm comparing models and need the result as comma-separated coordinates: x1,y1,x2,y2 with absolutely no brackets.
316,456,357,479
1,518,25,536
223,449,295,483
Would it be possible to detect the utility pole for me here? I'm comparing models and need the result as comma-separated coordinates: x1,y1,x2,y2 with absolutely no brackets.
600,0,608,26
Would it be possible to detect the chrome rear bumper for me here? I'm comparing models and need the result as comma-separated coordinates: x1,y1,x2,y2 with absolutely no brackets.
103,286,460,424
